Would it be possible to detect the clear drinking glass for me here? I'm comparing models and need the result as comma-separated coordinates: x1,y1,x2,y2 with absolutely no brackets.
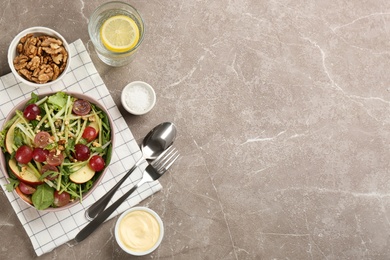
88,1,145,67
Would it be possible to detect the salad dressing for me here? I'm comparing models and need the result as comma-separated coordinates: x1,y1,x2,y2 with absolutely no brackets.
118,210,160,252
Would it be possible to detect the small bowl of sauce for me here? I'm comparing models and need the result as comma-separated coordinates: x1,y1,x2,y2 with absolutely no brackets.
115,207,164,256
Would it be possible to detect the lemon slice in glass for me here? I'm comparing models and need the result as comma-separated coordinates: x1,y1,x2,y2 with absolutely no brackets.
100,15,140,53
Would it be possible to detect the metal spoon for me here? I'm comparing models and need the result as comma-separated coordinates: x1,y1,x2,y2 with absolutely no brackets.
85,122,177,220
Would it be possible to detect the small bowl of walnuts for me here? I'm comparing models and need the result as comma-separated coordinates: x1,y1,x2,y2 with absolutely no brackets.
8,27,71,88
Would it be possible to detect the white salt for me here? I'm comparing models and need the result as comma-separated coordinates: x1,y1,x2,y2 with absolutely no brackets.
125,84,152,112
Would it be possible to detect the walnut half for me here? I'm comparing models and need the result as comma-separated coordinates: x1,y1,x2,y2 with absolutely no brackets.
13,33,68,84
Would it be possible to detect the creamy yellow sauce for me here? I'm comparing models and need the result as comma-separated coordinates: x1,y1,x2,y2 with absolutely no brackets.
118,210,160,252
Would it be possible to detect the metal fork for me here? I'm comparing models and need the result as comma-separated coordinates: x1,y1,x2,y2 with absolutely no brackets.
75,146,180,243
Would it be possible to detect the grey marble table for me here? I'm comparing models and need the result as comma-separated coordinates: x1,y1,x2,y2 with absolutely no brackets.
1,0,390,259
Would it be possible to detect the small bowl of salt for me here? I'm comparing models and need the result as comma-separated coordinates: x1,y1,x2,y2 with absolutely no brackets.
121,81,156,115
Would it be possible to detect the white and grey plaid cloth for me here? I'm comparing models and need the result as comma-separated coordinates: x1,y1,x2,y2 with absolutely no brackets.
0,39,162,256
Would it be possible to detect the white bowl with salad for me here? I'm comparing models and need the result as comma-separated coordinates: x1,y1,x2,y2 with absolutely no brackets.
0,91,114,211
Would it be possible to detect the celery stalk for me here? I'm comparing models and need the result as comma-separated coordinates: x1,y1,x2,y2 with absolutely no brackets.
34,114,48,133
56,171,62,191
35,96,48,106
75,119,88,144
44,103,58,142
15,123,34,143
15,110,35,138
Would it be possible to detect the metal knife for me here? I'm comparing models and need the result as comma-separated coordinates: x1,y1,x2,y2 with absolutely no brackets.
74,183,139,243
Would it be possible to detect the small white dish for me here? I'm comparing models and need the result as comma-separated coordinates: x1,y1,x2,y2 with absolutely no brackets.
121,81,156,115
8,26,71,88
115,206,164,256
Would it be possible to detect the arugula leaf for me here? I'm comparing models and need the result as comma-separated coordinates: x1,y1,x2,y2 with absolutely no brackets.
85,180,93,190
25,92,39,106
65,137,75,154
79,138,87,145
5,178,19,192
0,129,6,151
13,128,24,147
105,144,113,166
39,170,58,180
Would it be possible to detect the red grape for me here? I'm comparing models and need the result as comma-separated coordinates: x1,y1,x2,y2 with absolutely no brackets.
47,151,64,166
32,148,49,162
34,131,51,148
18,182,36,195
72,99,91,116
89,155,105,171
15,145,33,164
74,144,90,161
82,126,98,142
23,104,40,120
53,190,70,207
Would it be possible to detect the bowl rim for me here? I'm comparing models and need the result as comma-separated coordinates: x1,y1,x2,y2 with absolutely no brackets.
7,26,71,88
115,206,164,255
0,91,115,212
121,81,156,115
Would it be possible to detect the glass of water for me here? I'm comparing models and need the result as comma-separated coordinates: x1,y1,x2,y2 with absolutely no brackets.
88,1,145,67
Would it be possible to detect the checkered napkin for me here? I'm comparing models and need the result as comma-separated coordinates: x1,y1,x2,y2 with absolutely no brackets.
0,39,162,256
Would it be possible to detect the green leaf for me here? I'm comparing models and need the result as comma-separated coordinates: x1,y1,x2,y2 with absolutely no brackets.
91,146,103,153
47,92,67,110
65,137,75,154
13,128,24,147
25,92,39,106
32,184,54,210
79,138,87,145
0,129,6,152
5,178,19,192
39,170,58,181
1,115,20,152
105,144,112,166
85,180,93,190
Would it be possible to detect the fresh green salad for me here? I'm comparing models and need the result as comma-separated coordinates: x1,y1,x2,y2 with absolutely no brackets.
0,92,112,210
